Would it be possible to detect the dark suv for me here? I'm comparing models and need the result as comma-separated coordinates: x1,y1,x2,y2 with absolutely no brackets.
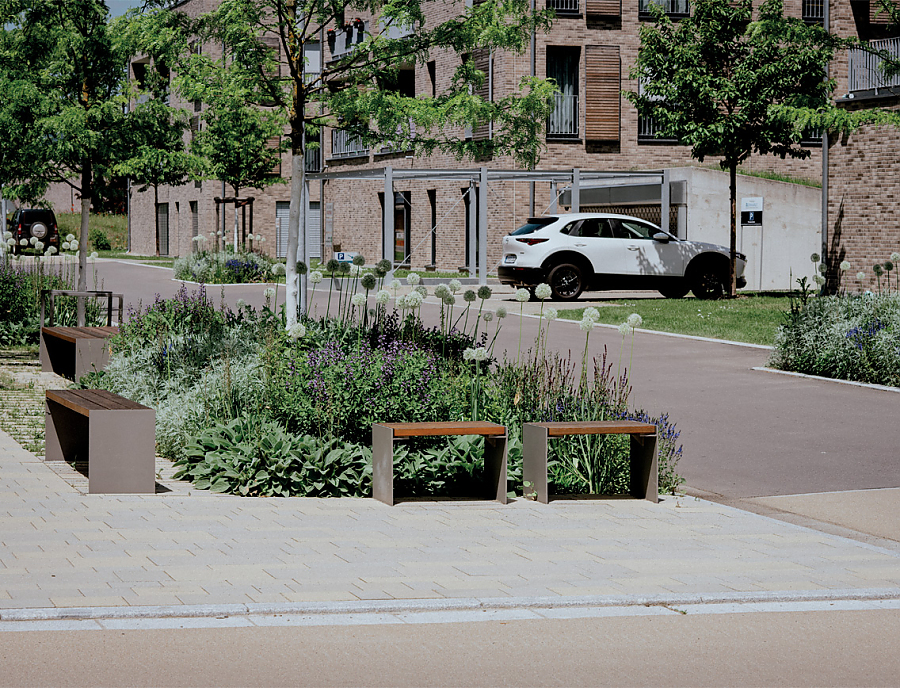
8,208,60,254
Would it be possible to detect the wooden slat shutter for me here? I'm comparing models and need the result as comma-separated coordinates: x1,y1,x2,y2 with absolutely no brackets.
584,45,620,142
585,0,621,17
472,48,491,141
260,35,281,79
267,136,282,176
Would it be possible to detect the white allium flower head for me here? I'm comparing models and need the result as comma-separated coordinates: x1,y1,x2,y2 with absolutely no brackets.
496,306,507,318
47,246,57,255
264,287,276,299
443,294,456,306
397,294,408,310
90,251,98,259
310,270,323,284
415,284,427,297
389,279,401,290
66,234,76,242
236,298,247,310
406,291,423,308
29,236,37,245
272,263,286,276
463,348,475,361
19,239,28,246
813,274,826,286
840,261,851,272
434,284,449,298
544,307,558,321
3,231,11,240
406,272,421,286
626,313,643,329
375,289,390,304
515,288,530,303
535,283,552,300
618,322,630,337
61,241,70,251
351,293,366,308
482,311,494,322
579,317,594,332
892,252,900,263
6,239,14,247
449,279,462,294
288,323,306,339
350,264,363,278
856,271,866,280
34,241,44,251
583,307,600,323
473,347,488,362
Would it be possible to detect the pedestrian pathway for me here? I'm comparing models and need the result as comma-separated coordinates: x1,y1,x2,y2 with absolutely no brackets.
1,426,899,617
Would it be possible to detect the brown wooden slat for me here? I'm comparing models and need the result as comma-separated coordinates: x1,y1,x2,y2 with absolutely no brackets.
42,326,117,342
534,420,656,436
378,421,506,437
46,389,149,416
584,45,620,142
472,49,492,142
87,389,149,411
585,0,621,17
42,327,79,343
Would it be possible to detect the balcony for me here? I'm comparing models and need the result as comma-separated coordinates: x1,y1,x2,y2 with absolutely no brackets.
328,22,368,61
639,0,689,17
848,37,900,96
330,129,369,159
547,0,580,14
378,16,416,40
547,94,579,137
802,0,824,23
637,114,678,142
305,144,322,172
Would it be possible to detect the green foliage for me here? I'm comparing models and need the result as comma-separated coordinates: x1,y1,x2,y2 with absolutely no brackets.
173,249,276,284
89,229,111,252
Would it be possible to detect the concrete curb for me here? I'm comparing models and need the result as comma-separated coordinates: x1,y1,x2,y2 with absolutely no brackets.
4,588,900,623
751,366,900,393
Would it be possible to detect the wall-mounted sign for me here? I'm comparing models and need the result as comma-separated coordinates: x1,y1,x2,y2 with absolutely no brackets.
740,197,763,226
334,251,358,262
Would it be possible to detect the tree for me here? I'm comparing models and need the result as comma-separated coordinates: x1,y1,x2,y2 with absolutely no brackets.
161,0,556,326
625,0,839,297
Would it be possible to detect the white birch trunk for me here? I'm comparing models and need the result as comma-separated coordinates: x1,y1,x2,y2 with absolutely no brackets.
285,151,307,326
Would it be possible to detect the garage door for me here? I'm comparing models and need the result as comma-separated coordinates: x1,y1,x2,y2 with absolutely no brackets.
276,201,321,260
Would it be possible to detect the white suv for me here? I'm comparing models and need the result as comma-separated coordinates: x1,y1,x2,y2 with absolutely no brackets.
498,213,747,300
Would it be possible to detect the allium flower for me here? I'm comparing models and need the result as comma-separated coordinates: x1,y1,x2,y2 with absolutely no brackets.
463,289,476,303
34,241,44,251
477,285,492,300
61,241,70,251
626,313,643,329
515,288,530,302
310,270,324,284
46,246,57,255
326,258,340,272
415,285,427,297
6,239,14,247
892,253,900,263
814,274,826,286
350,264,363,278
535,283,552,300
463,348,475,361
90,251,98,260
840,261,851,272
873,264,884,276
375,289,390,304
810,252,820,263
434,284,450,299
473,347,488,362
352,254,365,266
351,293,366,308
885,261,895,272
482,311,494,322
29,237,37,246
406,272,421,286
66,234,75,242
376,259,392,273
288,323,306,339
449,279,462,294
236,298,247,310
19,239,28,246
443,294,456,306
406,291,423,308
397,295,409,310
258,236,266,243
3,231,11,240
264,287,276,299
544,308,558,321
389,279,401,291
857,271,866,281
583,307,600,323
296,261,308,275
819,263,827,275
618,322,630,336
496,306,507,318
579,317,594,332
272,263,286,276
339,261,351,274
361,273,377,290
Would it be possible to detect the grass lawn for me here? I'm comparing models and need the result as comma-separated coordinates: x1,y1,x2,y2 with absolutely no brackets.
558,294,793,345
57,213,128,251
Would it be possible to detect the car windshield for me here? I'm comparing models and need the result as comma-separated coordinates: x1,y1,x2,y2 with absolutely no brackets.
510,217,556,236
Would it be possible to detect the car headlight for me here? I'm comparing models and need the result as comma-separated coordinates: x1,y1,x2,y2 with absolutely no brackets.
736,251,747,262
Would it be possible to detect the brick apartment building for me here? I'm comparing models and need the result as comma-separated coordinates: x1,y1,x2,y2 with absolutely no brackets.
825,0,900,290
129,0,828,274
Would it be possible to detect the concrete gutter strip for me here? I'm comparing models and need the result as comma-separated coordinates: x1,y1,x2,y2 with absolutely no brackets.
752,367,900,393
4,588,900,623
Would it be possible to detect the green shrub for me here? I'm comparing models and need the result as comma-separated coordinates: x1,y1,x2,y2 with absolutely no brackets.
89,229,111,251
173,249,275,284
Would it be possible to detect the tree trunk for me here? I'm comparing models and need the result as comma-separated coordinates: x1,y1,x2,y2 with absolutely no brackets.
77,161,92,325
233,185,240,250
728,161,737,298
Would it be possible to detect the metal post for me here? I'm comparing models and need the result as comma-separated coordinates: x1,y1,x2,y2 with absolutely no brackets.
661,169,670,235
571,168,580,212
821,0,830,292
550,181,558,214
384,166,393,276
467,181,477,274
300,180,309,311
478,166,488,286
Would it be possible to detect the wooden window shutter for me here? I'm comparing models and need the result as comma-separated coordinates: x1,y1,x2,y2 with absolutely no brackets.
267,136,282,176
585,0,621,17
584,45,620,142
472,48,492,141
260,35,281,80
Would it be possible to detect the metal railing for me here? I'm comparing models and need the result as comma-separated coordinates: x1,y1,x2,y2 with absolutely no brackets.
637,114,677,141
802,0,824,22
379,17,416,39
547,93,578,136
547,0,580,13
848,37,900,94
329,24,367,61
639,0,689,15
331,129,369,158
305,144,322,172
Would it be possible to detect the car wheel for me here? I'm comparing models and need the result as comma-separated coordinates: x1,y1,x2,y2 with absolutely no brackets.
547,262,584,301
691,266,726,300
658,281,689,299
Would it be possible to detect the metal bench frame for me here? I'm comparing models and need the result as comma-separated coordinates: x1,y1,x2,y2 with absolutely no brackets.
523,421,659,503
372,421,508,506
45,389,156,494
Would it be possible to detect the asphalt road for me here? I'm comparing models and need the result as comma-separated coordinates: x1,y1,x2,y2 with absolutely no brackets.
92,259,900,500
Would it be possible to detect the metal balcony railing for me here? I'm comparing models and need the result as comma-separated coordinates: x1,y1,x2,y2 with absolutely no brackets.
637,114,678,141
547,94,579,136
802,0,824,23
305,144,322,172
848,37,900,95
328,23,367,61
547,0,580,13
378,17,416,39
331,129,369,158
639,0,689,16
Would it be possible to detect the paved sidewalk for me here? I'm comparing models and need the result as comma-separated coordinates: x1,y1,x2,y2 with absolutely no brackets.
2,428,899,617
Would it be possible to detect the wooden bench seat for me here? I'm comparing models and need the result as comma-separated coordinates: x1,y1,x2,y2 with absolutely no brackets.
40,326,119,380
45,389,156,494
372,421,508,506
523,420,658,503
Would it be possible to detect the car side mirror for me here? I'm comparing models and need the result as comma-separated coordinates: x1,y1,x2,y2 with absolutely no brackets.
652,232,671,243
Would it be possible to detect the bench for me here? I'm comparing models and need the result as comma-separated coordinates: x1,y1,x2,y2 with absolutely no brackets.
522,420,658,504
372,421,508,506
45,389,156,494
39,290,124,381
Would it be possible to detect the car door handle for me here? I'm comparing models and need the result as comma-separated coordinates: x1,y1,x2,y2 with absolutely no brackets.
627,247,640,251
574,243,586,247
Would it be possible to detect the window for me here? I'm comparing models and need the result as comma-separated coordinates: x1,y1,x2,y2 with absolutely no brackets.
266,136,282,176
470,50,492,141
802,0,824,23
428,189,437,266
584,45,620,142
639,0,689,18
548,0,581,15
156,203,169,256
190,201,199,251
585,0,620,17
547,47,580,137
618,219,657,239
428,61,436,97
304,41,321,83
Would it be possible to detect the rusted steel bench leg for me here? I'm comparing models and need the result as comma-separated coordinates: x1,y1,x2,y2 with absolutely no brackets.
630,433,658,503
372,424,395,506
522,423,550,504
87,408,156,494
483,433,508,504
